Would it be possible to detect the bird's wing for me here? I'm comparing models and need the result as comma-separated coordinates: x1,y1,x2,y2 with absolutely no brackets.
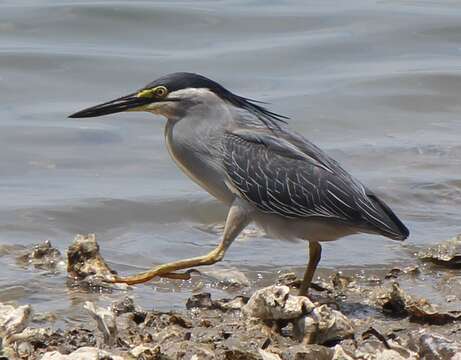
223,128,409,240
223,128,363,221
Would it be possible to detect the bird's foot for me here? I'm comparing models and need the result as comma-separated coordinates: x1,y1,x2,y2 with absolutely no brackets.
109,268,192,285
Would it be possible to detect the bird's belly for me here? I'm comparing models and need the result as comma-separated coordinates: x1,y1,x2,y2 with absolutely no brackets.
251,211,360,242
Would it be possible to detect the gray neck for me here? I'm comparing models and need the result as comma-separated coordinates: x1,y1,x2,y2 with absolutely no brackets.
163,96,235,204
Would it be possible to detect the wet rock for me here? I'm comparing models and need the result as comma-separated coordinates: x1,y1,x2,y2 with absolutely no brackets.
293,305,355,345
242,285,315,321
16,341,33,359
355,339,418,360
222,349,260,360
276,272,328,292
200,268,250,289
185,292,248,312
6,326,52,346
67,234,121,289
372,282,461,324
276,272,301,288
214,295,249,312
33,311,58,324
407,330,461,359
186,292,215,310
110,296,142,315
329,272,354,291
417,234,461,267
372,282,410,316
385,265,420,279
0,303,32,343
41,347,124,360
83,301,117,346
16,240,64,271
282,344,335,360
332,345,355,360
129,345,165,359
162,341,215,359
168,313,192,328
259,348,282,360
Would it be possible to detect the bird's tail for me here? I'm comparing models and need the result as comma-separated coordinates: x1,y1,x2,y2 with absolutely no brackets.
358,191,409,241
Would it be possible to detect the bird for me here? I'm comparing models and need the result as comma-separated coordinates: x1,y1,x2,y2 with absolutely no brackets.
69,72,409,296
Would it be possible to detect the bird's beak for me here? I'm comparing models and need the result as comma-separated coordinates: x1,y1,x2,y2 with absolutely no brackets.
68,92,156,118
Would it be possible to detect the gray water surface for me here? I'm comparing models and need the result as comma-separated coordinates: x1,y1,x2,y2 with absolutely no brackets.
1,0,460,322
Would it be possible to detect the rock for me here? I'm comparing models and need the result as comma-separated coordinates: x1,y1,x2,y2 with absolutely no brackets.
162,341,215,359
185,292,248,312
200,268,250,289
356,339,419,360
293,305,355,345
242,285,315,321
16,341,33,359
83,301,117,346
111,296,141,315
417,234,461,267
372,282,409,316
6,326,52,346
407,330,461,359
276,272,301,288
282,344,334,360
222,349,260,360
214,296,249,312
332,345,354,360
276,272,328,292
186,292,215,310
129,345,164,359
329,272,353,291
372,282,461,324
67,234,122,289
242,285,354,345
385,266,420,279
41,347,124,360
16,240,64,271
258,348,282,360
0,303,32,343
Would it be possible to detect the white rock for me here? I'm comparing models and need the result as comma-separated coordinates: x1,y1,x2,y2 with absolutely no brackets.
129,345,158,358
0,303,32,341
258,348,282,360
332,345,354,360
6,327,52,345
201,268,250,288
41,347,124,360
83,301,117,346
294,305,354,344
242,285,315,320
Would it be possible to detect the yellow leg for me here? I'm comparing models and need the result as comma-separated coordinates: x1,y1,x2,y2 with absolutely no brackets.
111,201,250,285
298,241,322,296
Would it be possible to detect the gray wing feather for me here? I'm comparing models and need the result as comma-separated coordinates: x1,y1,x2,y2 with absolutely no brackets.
223,129,363,221
223,128,409,240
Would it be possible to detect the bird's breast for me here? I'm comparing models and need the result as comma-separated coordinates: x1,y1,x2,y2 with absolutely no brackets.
164,122,234,205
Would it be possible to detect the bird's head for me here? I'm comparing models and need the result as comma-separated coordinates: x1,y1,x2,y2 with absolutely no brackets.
69,72,288,127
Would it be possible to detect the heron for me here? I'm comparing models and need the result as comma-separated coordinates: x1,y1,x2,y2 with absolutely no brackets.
69,72,409,295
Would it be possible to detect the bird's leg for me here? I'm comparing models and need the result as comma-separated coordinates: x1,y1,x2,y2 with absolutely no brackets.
111,200,250,285
298,241,322,296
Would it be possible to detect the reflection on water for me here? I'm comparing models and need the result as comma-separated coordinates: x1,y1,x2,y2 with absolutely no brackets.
0,0,460,318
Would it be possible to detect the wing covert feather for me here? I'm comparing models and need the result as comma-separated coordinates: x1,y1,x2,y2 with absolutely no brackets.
223,129,363,222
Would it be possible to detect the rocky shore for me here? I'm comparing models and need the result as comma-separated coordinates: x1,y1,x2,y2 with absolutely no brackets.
0,234,460,359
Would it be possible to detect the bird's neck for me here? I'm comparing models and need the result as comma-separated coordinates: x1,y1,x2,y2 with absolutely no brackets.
163,113,234,204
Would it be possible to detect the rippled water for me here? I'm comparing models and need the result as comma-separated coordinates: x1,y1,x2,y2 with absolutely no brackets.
1,0,461,321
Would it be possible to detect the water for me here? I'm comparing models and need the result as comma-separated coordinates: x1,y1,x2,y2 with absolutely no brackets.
0,0,460,323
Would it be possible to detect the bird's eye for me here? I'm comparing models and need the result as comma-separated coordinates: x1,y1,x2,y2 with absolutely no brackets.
154,86,168,97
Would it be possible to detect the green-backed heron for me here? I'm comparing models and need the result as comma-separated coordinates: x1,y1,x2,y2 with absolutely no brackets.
69,72,409,295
